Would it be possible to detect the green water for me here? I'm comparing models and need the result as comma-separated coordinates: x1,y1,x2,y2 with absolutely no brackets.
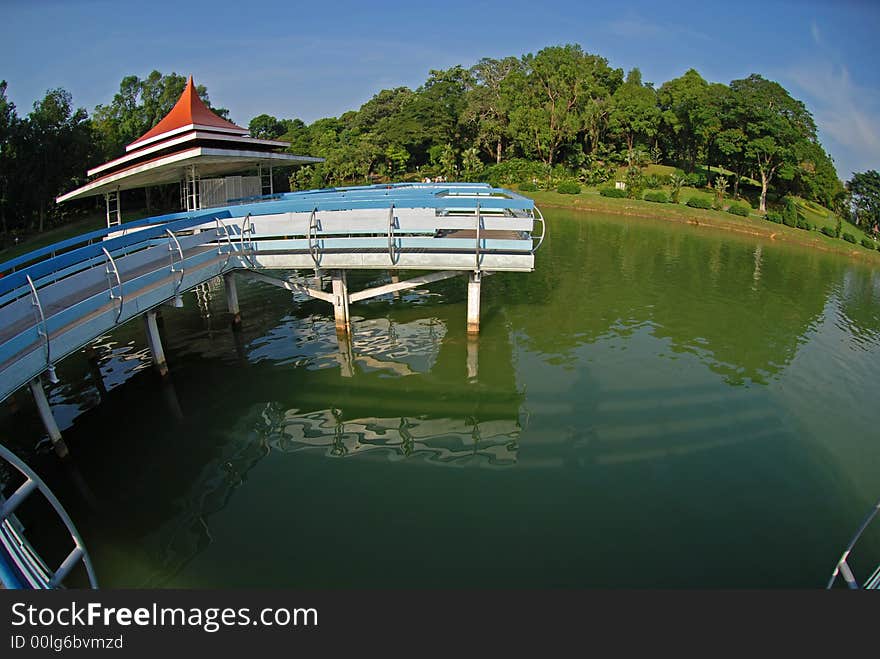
3,209,879,587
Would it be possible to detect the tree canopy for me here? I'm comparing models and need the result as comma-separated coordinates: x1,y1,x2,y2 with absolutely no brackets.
0,46,856,241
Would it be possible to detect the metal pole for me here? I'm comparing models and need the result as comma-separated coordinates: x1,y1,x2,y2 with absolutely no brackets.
143,310,168,376
28,378,69,458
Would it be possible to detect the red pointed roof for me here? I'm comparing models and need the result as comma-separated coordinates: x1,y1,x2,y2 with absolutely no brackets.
127,76,245,150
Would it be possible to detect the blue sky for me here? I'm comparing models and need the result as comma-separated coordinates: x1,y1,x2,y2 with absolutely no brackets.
2,0,878,179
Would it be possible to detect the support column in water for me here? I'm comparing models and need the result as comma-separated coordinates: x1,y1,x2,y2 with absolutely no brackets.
143,310,169,376
332,270,351,334
28,378,69,458
224,272,241,327
389,270,401,300
467,271,481,334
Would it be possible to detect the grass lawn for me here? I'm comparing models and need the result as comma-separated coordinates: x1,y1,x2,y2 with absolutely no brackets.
0,207,155,265
522,185,880,264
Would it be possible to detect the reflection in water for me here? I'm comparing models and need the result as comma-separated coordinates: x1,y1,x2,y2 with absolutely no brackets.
2,210,880,587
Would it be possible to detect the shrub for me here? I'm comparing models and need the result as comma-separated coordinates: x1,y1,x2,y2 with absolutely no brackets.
643,191,668,203
797,219,812,231
686,196,712,209
625,167,644,199
842,233,857,244
518,181,538,192
820,226,836,237
861,237,876,249
782,214,797,228
727,204,750,217
643,174,662,189
766,212,782,224
669,174,686,204
600,187,627,198
481,158,547,185
685,172,707,188
556,181,581,194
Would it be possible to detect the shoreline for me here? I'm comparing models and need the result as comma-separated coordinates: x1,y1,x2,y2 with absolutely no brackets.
526,191,880,266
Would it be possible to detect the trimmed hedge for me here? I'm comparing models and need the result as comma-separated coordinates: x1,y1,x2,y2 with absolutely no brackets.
556,181,581,194
643,191,668,203
797,219,812,231
727,204,750,217
861,237,876,249
820,226,837,237
599,187,626,198
686,196,712,209
766,212,782,224
842,233,857,244
518,181,538,192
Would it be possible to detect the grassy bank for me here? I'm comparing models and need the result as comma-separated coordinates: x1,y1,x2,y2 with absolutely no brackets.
523,186,880,265
0,207,155,265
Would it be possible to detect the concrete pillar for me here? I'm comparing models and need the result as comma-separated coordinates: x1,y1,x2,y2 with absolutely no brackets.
311,267,324,291
331,270,351,334
467,271,481,334
29,378,68,458
224,272,241,326
389,270,401,300
143,310,168,376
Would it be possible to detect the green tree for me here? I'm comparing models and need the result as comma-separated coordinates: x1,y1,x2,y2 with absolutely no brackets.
0,80,19,236
508,44,619,167
847,170,880,231
657,69,710,171
608,68,660,165
439,144,458,179
248,114,286,139
464,57,521,163
22,89,91,232
384,144,409,178
727,75,818,213
461,146,482,180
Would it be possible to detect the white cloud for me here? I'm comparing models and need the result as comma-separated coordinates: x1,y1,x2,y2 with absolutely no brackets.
785,22,880,178
606,13,709,43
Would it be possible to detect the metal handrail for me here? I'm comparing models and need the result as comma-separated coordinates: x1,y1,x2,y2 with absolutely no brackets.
165,229,185,296
215,217,234,270
387,203,397,265
475,203,481,272
308,208,320,266
827,497,880,589
531,206,547,253
101,247,124,323
238,213,259,269
25,275,56,382
0,442,98,589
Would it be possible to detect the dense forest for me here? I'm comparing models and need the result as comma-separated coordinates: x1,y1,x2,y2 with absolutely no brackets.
1,44,878,244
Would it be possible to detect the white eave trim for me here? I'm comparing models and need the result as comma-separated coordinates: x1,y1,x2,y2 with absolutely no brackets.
89,132,293,176
124,123,248,152
57,147,324,203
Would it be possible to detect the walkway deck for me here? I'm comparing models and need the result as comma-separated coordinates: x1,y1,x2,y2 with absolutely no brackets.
0,183,543,403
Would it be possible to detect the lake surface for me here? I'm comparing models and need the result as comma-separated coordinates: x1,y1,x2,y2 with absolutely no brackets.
3,209,879,587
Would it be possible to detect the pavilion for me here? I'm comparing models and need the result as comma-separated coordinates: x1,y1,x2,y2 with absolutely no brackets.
56,77,323,226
